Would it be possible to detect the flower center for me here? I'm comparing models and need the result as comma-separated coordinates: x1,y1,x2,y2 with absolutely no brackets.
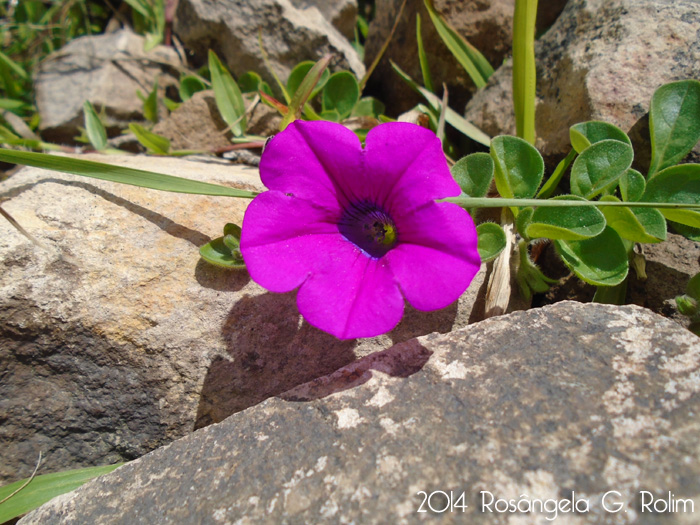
339,202,398,258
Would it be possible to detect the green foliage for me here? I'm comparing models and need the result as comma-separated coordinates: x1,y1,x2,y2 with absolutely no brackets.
179,75,208,101
199,223,246,269
569,140,634,199
0,148,257,198
512,0,538,144
0,463,123,523
208,50,247,137
129,123,170,155
423,0,493,89
648,80,700,177
451,153,494,197
527,195,606,241
83,101,107,151
554,227,629,286
675,272,700,335
416,14,434,93
322,72,360,120
569,121,631,153
490,135,544,199
643,164,700,228
123,0,165,50
476,222,506,262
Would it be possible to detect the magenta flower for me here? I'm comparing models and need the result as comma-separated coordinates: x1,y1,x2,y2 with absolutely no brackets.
240,120,481,339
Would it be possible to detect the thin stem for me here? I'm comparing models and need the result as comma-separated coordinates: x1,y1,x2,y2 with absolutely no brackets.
443,197,700,209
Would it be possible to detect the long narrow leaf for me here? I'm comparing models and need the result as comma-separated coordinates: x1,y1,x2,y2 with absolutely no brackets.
512,0,538,144
0,464,123,524
0,148,257,198
391,62,490,146
424,0,493,88
0,49,28,79
416,14,434,92
83,101,108,151
208,51,247,137
129,123,170,155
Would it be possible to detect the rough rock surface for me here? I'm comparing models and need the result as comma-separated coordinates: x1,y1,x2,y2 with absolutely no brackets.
34,28,182,144
20,302,700,524
290,0,358,40
174,0,364,93
0,155,485,484
363,0,566,116
465,0,700,162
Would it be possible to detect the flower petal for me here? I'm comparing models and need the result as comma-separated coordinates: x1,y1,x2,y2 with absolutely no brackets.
387,201,480,311
240,190,341,292
259,120,363,209
363,122,461,214
297,245,404,340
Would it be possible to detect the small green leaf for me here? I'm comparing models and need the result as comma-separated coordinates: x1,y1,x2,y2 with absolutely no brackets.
238,72,262,94
569,121,631,154
351,97,386,118
554,227,629,286
451,153,494,197
179,75,208,101
164,97,181,112
476,222,506,262
424,0,492,88
222,223,242,252
283,55,333,129
0,148,257,198
619,169,646,202
687,271,700,301
199,237,246,269
0,463,123,524
82,101,107,151
287,61,330,101
490,135,544,199
319,109,341,123
322,71,360,120
0,49,28,79
599,195,666,243
648,79,700,177
643,163,700,227
129,123,170,155
570,139,634,199
208,50,247,137
526,195,606,240
143,78,159,124
416,13,434,93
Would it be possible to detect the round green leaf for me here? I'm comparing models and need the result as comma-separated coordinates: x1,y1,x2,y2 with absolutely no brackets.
649,79,700,177
179,75,207,101
619,169,645,202
238,71,263,93
287,61,330,100
515,206,534,239
526,195,606,240
570,139,634,199
670,222,700,242
569,120,631,154
322,71,360,120
451,152,494,197
320,109,341,122
554,227,629,286
490,135,544,199
643,163,700,227
599,195,666,243
476,222,506,262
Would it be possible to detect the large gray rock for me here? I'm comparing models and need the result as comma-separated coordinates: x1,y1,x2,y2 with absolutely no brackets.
465,0,700,162
174,0,364,94
34,28,182,144
20,302,700,524
363,0,566,116
0,154,485,484
290,0,358,40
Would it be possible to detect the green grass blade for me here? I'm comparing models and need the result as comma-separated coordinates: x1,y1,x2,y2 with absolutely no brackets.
424,0,493,88
128,123,170,155
0,464,123,523
512,0,538,144
0,49,28,80
0,148,257,198
282,55,332,129
416,14,435,92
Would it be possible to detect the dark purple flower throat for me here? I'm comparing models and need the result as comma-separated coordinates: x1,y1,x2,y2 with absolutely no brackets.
338,201,398,258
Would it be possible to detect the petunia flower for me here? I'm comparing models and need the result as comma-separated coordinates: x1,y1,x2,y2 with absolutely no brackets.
240,120,481,339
